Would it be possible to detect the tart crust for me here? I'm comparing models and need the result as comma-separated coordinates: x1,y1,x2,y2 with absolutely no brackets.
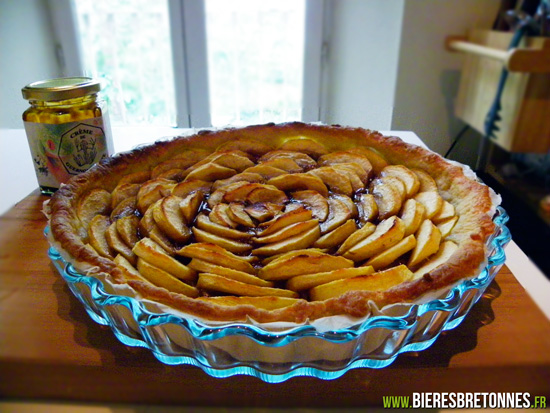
46,122,496,323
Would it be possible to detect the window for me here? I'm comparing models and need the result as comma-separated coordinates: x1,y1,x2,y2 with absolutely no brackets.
52,0,324,128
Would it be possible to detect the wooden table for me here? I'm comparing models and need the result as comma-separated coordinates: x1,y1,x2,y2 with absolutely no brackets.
1,191,550,408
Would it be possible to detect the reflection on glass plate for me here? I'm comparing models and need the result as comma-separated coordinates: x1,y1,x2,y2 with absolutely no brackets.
47,207,510,383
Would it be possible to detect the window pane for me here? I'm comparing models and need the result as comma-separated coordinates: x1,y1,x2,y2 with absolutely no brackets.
205,0,306,126
74,0,177,126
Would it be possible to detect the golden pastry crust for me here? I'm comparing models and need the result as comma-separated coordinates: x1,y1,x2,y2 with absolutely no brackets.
46,122,497,323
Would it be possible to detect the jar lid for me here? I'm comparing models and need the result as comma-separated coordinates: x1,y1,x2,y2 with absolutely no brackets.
21,77,101,101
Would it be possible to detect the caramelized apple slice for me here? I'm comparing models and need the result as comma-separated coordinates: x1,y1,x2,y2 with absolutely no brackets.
111,183,140,209
262,248,328,267
192,227,252,254
115,214,139,248
152,195,192,243
217,138,274,157
106,221,136,265
110,196,137,221
136,179,175,214
287,266,374,292
244,203,283,222
267,173,329,197
208,181,249,208
254,219,319,244
133,238,196,282
197,273,299,298
331,163,365,192
413,240,458,279
335,222,377,255
258,206,312,235
253,225,321,256
313,219,357,249
414,191,444,219
318,151,373,177
411,168,438,192
381,165,420,197
279,137,328,158
310,264,413,301
195,213,252,240
88,215,113,258
179,191,204,223
357,193,378,224
346,146,388,175
259,251,353,281
210,203,238,228
431,200,455,224
188,259,272,287
400,198,426,236
246,185,288,205
259,158,303,173
366,234,417,270
408,219,442,267
113,254,150,283
118,170,150,186
243,164,288,179
371,177,405,220
212,172,264,190
227,203,255,227
343,216,405,262
77,188,111,230
437,215,459,238
177,242,255,274
259,150,316,169
172,179,212,198
291,190,329,222
137,258,199,297
319,197,352,234
151,158,196,179
308,166,353,196
209,151,255,172
185,162,236,182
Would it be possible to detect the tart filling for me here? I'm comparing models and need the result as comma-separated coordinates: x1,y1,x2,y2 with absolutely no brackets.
46,122,497,323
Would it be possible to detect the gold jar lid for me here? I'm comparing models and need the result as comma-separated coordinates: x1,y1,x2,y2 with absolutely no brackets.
22,77,101,101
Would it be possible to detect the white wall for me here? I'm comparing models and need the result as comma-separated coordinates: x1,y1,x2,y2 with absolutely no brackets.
322,0,405,130
392,0,500,155
0,0,61,128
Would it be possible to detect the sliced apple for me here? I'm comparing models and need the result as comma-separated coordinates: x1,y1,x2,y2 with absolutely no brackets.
254,219,319,244
137,258,199,297
177,242,255,274
244,202,281,222
431,200,455,224
172,179,212,198
267,173,329,197
287,266,374,292
106,221,136,265
192,226,252,254
259,251,353,281
400,198,426,236
331,163,365,192
136,179,175,215
179,190,204,223
308,166,353,196
195,213,252,240
209,151,255,172
188,259,272,287
319,197,352,234
413,240,458,279
346,146,388,175
253,225,321,256
115,214,140,248
227,203,255,227
371,177,405,220
291,190,329,222
261,248,328,267
411,168,438,192
332,194,358,217
151,157,196,179
318,151,373,178
381,165,420,197
258,157,303,173
138,202,156,237
437,215,459,238
258,206,312,234
185,162,236,182
114,254,150,283
208,181,249,208
197,273,299,298
279,137,329,158
77,188,111,230
313,219,357,249
366,234,417,270
334,223,376,257
88,215,113,258
212,172,264,190
133,238,197,282
408,219,442,267
149,225,177,254
343,216,405,262
246,185,288,205
309,264,413,301
152,195,192,243
414,191,444,219
243,164,288,179
111,183,140,209
110,196,137,221
118,170,150,186
357,193,378,224
259,150,316,169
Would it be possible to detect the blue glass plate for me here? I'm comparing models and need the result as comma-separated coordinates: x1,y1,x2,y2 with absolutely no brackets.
47,207,510,383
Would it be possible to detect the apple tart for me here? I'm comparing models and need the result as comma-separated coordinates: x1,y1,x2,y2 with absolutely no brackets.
46,122,497,323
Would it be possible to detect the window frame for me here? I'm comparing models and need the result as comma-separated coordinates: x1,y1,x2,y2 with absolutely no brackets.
48,0,325,128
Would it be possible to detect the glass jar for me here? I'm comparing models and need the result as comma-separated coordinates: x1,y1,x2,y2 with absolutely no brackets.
22,77,114,195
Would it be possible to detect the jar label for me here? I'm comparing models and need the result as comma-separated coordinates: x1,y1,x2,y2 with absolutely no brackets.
24,117,112,189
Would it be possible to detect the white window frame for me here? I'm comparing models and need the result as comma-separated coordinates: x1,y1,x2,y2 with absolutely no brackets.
47,0,325,128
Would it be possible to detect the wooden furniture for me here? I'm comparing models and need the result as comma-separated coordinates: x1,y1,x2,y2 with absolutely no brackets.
0,191,549,407
447,29,550,153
